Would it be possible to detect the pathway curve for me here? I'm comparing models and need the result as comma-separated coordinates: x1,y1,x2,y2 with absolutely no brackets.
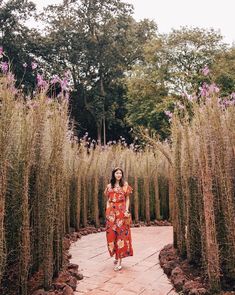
69,226,178,295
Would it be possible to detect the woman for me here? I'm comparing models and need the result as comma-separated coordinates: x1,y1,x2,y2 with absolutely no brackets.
104,167,134,271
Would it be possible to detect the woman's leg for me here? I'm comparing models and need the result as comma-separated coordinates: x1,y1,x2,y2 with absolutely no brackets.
118,257,122,266
114,257,122,271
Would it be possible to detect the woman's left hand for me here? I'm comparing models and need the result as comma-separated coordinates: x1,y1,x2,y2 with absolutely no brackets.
124,211,130,218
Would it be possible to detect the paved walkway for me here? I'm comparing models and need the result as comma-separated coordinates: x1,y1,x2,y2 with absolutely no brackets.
69,226,178,295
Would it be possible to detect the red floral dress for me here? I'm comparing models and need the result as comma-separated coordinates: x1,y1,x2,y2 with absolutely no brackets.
105,183,134,259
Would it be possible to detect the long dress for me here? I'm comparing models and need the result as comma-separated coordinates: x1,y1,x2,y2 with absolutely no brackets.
105,183,134,259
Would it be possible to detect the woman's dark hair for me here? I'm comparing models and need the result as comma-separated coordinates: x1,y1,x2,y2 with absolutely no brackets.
110,167,125,188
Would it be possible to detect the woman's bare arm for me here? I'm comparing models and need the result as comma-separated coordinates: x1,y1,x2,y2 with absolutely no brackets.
124,181,130,212
104,184,111,209
106,199,110,209
125,196,130,212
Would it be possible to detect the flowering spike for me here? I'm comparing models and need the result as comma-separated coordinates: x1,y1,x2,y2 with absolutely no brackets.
202,66,210,76
1,61,8,74
37,74,48,89
164,110,173,118
31,62,38,70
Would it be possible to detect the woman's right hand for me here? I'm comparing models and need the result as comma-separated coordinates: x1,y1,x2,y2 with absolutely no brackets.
124,211,130,218
106,205,110,212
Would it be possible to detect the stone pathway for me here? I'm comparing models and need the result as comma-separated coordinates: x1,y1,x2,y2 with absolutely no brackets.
69,226,178,295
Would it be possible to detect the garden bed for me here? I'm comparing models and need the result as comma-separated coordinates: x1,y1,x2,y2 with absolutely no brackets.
159,244,235,295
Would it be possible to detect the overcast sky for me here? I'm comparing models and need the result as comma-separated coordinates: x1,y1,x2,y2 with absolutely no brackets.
32,0,235,45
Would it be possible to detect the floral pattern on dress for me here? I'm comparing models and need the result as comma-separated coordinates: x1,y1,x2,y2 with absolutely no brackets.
105,183,134,259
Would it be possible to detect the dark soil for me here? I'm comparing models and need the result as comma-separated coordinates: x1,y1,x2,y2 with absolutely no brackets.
159,243,235,295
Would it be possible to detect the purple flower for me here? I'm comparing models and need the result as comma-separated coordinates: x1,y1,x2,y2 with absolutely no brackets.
51,75,60,84
60,78,69,91
223,99,230,106
164,110,173,118
202,66,210,76
223,98,235,107
6,72,15,83
31,62,38,70
199,83,209,97
217,96,235,109
208,83,220,94
23,63,27,68
37,74,48,88
1,61,8,74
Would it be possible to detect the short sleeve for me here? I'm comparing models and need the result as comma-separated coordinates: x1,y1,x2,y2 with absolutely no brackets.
124,184,133,197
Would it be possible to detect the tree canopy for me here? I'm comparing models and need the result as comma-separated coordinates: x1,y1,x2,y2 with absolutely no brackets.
0,1,234,142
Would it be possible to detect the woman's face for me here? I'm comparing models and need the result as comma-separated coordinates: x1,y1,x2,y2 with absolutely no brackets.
114,169,123,181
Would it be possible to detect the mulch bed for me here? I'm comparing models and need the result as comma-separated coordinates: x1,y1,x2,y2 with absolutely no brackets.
159,244,235,295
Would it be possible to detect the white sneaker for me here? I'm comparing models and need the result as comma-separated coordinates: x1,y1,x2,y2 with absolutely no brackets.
114,265,122,271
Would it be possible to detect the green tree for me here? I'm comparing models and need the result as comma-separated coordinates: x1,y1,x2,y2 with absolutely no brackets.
0,0,39,91
125,37,171,139
125,27,228,139
165,27,225,94
39,0,157,143
211,47,235,96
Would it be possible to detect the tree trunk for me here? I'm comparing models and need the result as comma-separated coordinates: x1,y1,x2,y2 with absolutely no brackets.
97,123,102,145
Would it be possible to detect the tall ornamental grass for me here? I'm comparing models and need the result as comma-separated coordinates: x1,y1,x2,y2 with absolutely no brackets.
0,72,171,294
0,73,73,294
69,141,172,229
170,87,235,293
